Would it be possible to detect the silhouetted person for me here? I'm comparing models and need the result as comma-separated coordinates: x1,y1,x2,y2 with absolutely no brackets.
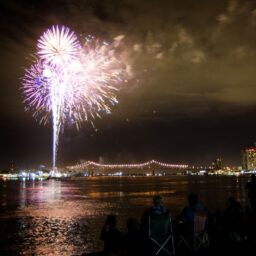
122,218,142,256
223,197,245,242
141,195,171,256
177,192,205,234
246,174,256,213
141,194,169,231
100,214,122,255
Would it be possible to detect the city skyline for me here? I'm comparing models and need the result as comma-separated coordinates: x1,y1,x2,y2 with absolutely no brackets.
1,0,256,168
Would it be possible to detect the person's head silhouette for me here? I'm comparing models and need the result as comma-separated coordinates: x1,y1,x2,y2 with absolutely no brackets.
188,192,198,206
153,194,164,206
105,214,117,228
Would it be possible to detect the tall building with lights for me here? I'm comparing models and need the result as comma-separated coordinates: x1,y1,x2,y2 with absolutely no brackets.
212,158,223,170
242,147,256,170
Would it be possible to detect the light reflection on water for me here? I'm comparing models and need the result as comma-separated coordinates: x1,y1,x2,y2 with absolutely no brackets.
0,176,249,255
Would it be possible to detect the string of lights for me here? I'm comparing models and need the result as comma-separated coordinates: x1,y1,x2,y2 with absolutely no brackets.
67,160,188,170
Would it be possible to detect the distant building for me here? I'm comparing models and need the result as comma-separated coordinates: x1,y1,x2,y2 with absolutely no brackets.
212,158,223,170
242,147,256,170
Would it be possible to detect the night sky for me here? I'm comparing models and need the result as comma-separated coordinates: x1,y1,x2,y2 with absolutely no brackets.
1,0,256,169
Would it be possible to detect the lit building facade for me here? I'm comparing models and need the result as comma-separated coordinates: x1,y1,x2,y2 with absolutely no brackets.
242,148,256,170
212,158,223,170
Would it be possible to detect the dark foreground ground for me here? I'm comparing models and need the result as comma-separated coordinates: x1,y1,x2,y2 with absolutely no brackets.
83,241,256,256
195,240,256,256
81,216,256,256
80,234,256,256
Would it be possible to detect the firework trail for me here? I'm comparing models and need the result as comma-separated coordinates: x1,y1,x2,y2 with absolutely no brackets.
22,25,126,170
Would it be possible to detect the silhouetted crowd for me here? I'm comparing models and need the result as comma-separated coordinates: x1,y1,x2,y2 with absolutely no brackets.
84,174,256,256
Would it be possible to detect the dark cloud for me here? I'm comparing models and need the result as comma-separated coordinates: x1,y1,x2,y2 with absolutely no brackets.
1,0,256,168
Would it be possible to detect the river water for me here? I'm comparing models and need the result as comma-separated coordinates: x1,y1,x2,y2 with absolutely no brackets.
0,176,250,255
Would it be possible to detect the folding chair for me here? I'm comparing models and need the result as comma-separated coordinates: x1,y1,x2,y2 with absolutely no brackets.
177,210,209,252
148,211,175,255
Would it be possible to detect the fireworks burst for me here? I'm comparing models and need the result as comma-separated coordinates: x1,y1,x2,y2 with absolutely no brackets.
22,25,126,170
37,26,80,65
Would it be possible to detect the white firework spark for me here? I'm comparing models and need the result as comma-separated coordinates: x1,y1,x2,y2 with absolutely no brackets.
37,25,81,66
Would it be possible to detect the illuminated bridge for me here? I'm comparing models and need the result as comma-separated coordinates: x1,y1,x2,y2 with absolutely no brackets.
66,160,189,176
